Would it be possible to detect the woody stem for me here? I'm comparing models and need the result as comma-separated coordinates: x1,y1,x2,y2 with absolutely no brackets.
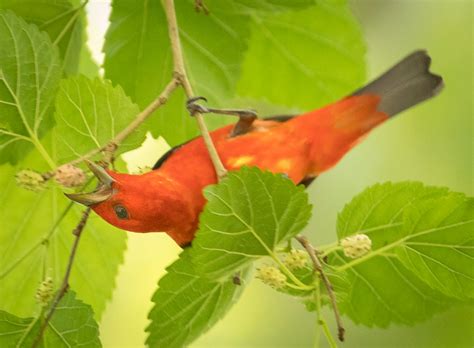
296,235,345,342
163,0,228,181
31,208,92,348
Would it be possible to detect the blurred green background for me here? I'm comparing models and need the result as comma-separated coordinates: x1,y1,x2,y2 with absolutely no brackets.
99,0,473,347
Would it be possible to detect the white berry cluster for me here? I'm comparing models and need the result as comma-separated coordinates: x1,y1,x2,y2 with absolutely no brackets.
283,249,308,270
15,169,46,192
256,265,287,289
341,234,372,259
55,164,86,188
35,277,54,306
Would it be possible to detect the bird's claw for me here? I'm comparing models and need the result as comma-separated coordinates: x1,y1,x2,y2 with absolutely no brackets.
186,96,209,116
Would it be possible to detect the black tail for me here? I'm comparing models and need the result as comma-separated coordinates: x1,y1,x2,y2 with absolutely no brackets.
353,50,444,116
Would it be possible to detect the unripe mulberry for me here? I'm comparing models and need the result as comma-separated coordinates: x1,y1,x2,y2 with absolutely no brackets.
284,249,308,270
35,277,54,306
256,265,287,289
55,164,86,188
15,169,46,192
341,234,372,259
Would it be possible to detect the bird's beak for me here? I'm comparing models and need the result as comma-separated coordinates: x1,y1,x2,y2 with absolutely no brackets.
65,160,115,206
85,160,115,187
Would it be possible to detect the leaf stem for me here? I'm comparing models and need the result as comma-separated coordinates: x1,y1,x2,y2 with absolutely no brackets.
31,136,56,170
320,317,338,348
271,252,314,291
52,1,87,46
40,0,88,30
285,281,311,291
314,280,321,348
162,0,227,181
321,245,342,257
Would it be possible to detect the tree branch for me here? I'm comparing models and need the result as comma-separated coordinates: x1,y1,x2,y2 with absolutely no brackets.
296,235,345,342
102,78,180,163
44,78,180,177
163,0,228,181
31,207,92,348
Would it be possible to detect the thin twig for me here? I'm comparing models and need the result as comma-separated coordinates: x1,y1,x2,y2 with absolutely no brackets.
31,208,91,348
42,78,179,176
296,235,345,342
163,0,227,181
102,78,180,163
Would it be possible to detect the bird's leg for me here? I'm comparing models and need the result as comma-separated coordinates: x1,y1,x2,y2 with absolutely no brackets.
186,96,258,137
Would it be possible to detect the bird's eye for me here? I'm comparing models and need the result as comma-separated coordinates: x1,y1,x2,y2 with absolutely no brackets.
113,204,129,219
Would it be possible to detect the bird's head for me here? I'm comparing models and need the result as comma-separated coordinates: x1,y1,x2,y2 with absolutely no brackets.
65,161,175,233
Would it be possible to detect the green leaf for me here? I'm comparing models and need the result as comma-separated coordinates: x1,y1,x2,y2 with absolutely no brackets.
0,10,61,165
231,0,316,12
191,167,312,279
330,182,468,327
0,0,89,75
337,182,449,242
54,76,144,162
0,290,101,347
396,194,474,300
78,45,99,78
103,0,251,146
236,0,366,110
146,250,250,348
104,0,365,147
0,154,126,319
332,252,452,327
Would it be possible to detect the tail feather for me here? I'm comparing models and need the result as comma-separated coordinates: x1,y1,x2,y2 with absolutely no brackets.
353,50,444,116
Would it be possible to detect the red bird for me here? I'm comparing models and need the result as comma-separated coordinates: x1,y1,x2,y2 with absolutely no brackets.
67,51,443,247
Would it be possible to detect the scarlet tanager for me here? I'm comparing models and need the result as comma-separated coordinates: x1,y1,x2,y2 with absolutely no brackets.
67,50,443,247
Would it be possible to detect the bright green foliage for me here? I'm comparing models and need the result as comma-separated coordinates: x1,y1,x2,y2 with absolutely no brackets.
78,45,100,78
1,1,470,347
0,4,127,325
0,0,92,76
0,291,101,347
103,0,365,146
331,252,452,327
237,1,366,109
0,159,126,320
0,11,61,164
331,182,471,327
146,250,250,348
191,167,312,279
396,194,474,300
147,168,311,347
232,0,316,11
54,76,144,162
103,0,251,146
